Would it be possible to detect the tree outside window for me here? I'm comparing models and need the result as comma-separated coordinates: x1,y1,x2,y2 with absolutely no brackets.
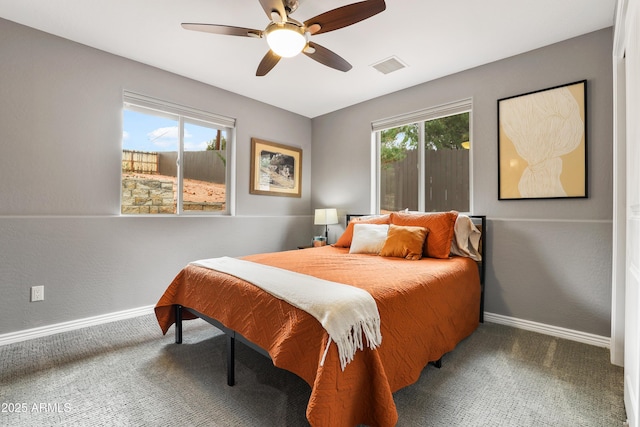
379,112,470,213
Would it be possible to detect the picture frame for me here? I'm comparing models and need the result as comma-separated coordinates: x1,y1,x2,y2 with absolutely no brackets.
497,80,587,200
250,138,302,197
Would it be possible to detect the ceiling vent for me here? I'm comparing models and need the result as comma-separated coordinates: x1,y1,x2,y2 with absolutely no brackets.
371,56,407,75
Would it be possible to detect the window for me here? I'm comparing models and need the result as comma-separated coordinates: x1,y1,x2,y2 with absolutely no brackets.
373,99,472,213
121,92,235,215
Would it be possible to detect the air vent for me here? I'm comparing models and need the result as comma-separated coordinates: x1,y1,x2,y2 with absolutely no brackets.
371,56,407,75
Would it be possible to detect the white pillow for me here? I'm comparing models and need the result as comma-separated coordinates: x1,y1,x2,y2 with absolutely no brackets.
349,223,390,254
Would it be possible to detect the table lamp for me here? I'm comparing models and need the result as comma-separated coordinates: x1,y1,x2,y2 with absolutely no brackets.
314,208,339,241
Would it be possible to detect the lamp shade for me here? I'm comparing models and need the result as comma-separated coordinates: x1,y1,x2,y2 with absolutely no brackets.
265,22,306,58
314,208,338,225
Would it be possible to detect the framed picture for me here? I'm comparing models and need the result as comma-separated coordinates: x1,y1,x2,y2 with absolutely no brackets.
250,138,302,197
498,80,587,200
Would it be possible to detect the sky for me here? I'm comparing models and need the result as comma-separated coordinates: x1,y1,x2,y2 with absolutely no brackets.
122,109,225,152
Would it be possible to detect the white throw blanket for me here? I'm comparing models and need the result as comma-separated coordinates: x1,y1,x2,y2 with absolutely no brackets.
190,257,382,370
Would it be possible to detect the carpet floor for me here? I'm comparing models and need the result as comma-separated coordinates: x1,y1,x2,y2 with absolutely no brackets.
0,314,626,426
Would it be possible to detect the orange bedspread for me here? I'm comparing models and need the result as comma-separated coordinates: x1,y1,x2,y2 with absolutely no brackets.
155,246,480,427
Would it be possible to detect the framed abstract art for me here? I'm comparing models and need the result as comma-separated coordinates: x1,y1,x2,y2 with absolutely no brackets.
497,80,587,200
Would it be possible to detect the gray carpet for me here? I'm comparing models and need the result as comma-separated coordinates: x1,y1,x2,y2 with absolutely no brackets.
0,314,625,426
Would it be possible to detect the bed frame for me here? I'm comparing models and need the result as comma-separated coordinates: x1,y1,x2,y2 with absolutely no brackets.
174,304,266,386
173,213,486,386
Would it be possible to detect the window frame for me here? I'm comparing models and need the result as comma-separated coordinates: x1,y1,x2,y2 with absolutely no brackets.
371,98,473,214
122,91,236,216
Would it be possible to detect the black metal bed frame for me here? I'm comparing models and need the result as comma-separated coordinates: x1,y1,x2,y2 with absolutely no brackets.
174,304,270,386
173,214,487,385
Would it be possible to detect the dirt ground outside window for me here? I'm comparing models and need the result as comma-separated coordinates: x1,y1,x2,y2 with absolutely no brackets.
123,173,225,204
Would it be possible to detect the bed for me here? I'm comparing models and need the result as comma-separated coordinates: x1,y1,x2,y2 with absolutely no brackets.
155,211,485,427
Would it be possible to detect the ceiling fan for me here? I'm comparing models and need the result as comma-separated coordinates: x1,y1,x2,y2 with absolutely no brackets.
181,0,386,76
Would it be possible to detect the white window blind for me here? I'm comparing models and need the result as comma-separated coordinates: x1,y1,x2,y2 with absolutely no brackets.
371,98,472,132
123,91,236,129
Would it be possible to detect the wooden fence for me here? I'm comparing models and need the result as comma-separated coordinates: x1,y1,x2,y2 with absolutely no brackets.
122,150,225,184
381,149,469,212
122,150,158,174
158,151,226,184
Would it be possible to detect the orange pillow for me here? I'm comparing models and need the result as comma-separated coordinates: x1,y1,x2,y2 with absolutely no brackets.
379,224,429,260
334,214,390,247
390,211,458,259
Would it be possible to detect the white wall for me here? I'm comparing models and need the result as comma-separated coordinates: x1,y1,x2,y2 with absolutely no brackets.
614,0,640,421
0,18,313,334
311,29,614,337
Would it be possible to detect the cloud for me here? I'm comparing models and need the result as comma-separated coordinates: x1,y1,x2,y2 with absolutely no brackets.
148,126,178,148
184,140,209,151
122,131,130,140
148,127,193,148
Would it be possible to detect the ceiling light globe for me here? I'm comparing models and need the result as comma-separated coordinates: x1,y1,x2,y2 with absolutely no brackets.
266,23,306,58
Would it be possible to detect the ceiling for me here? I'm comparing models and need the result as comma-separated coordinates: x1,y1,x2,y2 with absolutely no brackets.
0,0,616,118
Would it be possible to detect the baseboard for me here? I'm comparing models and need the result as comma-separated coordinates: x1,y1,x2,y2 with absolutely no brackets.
0,305,156,346
484,312,611,348
0,306,611,349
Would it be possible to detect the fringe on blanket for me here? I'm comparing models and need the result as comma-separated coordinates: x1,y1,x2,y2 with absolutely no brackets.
321,317,383,370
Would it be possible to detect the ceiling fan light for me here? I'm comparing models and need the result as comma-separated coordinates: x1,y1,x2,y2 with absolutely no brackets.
266,23,306,58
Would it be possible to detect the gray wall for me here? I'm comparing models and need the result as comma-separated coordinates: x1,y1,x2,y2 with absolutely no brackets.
0,16,615,339
0,18,312,334
311,28,613,337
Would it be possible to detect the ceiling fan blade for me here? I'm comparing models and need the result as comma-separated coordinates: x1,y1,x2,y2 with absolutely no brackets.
303,42,352,72
256,50,282,76
181,23,262,38
304,0,386,35
258,0,287,22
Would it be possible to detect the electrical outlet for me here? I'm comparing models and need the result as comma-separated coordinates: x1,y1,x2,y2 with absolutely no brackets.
31,285,44,302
